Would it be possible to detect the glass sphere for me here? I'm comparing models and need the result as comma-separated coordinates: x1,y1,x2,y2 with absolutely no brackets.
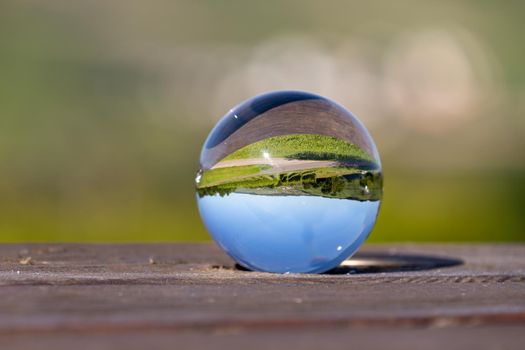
196,91,382,273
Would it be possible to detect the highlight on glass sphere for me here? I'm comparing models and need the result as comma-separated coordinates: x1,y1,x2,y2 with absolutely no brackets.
196,91,382,274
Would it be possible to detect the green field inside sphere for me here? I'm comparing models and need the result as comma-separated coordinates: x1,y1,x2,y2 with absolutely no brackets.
222,134,374,163
196,134,382,201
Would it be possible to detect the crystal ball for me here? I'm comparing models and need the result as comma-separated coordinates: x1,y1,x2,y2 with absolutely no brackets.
196,91,382,273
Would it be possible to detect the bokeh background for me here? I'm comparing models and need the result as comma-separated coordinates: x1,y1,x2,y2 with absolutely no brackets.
1,0,524,242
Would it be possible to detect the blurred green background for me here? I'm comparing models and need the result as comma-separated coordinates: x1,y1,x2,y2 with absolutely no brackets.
1,0,524,242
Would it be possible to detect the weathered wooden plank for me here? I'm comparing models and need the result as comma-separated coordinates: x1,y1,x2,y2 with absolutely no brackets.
0,243,524,349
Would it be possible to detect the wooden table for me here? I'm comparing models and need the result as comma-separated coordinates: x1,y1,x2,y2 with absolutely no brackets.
0,243,524,349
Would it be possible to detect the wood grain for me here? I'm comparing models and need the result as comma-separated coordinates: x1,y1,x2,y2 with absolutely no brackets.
0,243,524,349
